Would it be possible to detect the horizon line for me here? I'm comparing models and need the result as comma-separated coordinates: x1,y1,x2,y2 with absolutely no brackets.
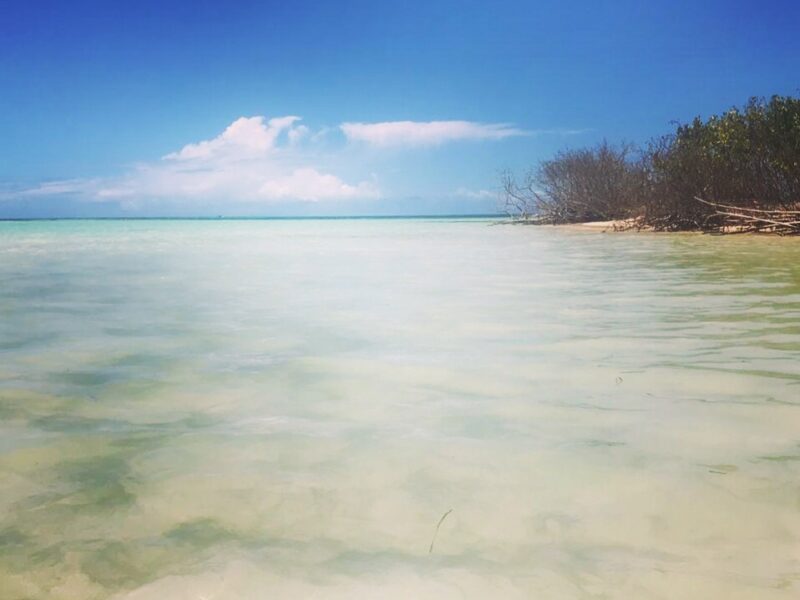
0,213,507,222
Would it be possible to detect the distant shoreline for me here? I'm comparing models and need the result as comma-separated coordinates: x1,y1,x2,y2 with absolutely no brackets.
541,219,800,236
501,96,800,235
0,213,505,223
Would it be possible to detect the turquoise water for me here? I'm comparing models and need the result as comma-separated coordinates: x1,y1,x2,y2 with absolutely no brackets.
1,219,799,599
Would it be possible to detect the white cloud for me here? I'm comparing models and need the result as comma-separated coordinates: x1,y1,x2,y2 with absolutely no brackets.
164,116,301,161
287,124,310,145
17,115,379,204
340,120,528,147
454,187,496,199
16,179,100,197
259,168,377,200
8,114,572,209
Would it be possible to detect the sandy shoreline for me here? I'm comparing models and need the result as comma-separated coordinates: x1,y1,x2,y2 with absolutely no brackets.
546,219,656,232
547,220,798,235
556,220,638,231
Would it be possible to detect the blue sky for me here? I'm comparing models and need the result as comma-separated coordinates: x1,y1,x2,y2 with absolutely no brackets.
1,0,798,217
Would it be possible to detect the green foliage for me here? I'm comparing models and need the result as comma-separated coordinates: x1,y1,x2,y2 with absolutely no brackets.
504,95,800,230
646,95,800,228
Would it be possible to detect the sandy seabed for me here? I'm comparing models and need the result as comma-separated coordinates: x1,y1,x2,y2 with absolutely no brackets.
1,218,798,599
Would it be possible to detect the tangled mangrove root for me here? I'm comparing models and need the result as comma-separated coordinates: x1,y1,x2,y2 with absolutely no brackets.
695,197,800,235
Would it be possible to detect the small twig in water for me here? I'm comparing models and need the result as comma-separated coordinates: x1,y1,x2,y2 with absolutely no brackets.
429,509,453,554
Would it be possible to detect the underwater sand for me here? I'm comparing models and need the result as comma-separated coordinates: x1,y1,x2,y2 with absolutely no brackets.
0,219,798,598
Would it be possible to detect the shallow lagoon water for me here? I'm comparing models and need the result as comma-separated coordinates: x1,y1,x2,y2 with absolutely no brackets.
0,218,799,599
